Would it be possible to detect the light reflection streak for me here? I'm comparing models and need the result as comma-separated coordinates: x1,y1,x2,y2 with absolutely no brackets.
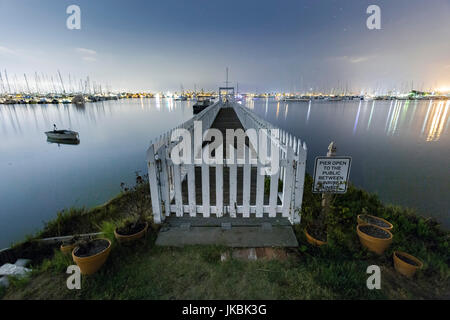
421,100,433,136
353,100,362,135
276,102,280,119
385,100,394,131
392,100,403,134
387,100,401,135
426,101,448,141
284,104,289,119
408,100,418,128
306,100,311,124
367,101,375,130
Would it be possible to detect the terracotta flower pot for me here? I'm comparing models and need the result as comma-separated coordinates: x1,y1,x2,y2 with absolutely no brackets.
60,243,76,254
393,251,423,278
72,238,112,275
304,228,327,246
357,214,393,231
114,222,148,242
356,224,393,255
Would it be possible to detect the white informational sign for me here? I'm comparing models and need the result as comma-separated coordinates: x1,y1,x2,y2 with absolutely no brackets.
313,157,352,193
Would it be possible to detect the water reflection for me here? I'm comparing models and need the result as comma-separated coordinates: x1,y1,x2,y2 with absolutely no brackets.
367,101,375,130
264,98,449,142
353,100,362,135
424,101,449,141
0,98,194,248
47,137,80,146
247,98,449,228
306,100,311,124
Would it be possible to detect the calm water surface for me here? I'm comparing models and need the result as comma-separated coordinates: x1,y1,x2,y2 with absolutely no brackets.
0,98,449,247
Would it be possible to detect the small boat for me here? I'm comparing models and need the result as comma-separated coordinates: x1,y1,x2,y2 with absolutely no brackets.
45,125,79,141
282,96,310,102
193,95,212,114
72,95,85,105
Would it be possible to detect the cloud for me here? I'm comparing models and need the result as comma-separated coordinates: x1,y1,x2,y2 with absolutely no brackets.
76,47,97,55
331,55,374,64
0,46,16,55
82,56,97,62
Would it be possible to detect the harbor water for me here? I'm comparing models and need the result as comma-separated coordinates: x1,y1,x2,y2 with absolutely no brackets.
0,98,448,247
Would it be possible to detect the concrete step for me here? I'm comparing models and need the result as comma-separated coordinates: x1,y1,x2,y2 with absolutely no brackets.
155,225,298,248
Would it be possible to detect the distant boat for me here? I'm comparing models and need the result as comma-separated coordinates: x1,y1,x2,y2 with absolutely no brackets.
174,95,187,101
193,95,212,114
45,125,79,141
325,96,344,101
282,96,310,102
72,95,85,105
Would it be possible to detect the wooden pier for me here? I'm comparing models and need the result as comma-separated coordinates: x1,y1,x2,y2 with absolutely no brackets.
147,89,307,247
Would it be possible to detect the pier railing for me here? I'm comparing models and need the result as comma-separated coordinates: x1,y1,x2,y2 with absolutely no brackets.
147,99,306,225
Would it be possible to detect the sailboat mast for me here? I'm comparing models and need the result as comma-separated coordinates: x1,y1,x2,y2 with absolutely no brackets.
4,70,11,94
24,74,31,94
58,70,66,94
34,72,40,94
225,67,229,87
0,72,5,94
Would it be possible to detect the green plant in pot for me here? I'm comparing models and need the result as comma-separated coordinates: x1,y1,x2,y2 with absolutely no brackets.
72,236,112,275
304,204,328,246
302,184,332,246
114,172,150,242
60,235,81,254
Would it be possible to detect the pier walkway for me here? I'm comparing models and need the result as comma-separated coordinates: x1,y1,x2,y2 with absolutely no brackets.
147,94,307,247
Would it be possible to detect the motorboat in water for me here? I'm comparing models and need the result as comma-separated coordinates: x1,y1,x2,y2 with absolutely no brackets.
45,125,79,141
193,95,212,114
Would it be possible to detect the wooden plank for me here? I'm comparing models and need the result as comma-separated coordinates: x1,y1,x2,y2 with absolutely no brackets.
268,146,280,217
173,163,183,217
282,147,295,218
292,142,307,224
281,131,286,181
216,144,224,217
202,161,210,217
255,153,264,218
158,145,171,216
187,164,196,217
243,145,251,217
147,144,163,223
229,145,237,218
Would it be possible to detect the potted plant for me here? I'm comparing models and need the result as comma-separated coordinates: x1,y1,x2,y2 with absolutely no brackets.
357,213,393,231
114,172,150,243
356,224,393,255
393,251,423,278
72,238,112,275
60,235,81,254
303,195,328,246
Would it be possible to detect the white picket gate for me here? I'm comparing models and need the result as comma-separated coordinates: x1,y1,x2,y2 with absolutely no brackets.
147,99,307,225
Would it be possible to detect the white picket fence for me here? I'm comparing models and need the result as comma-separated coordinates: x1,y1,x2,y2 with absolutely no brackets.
146,99,307,225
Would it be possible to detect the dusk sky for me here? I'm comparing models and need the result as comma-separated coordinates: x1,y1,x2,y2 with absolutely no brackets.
1,0,449,92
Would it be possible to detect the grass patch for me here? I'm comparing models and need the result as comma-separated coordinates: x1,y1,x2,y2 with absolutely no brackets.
2,174,449,300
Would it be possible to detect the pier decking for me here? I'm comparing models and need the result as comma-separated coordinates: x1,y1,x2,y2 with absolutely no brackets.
177,107,280,207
